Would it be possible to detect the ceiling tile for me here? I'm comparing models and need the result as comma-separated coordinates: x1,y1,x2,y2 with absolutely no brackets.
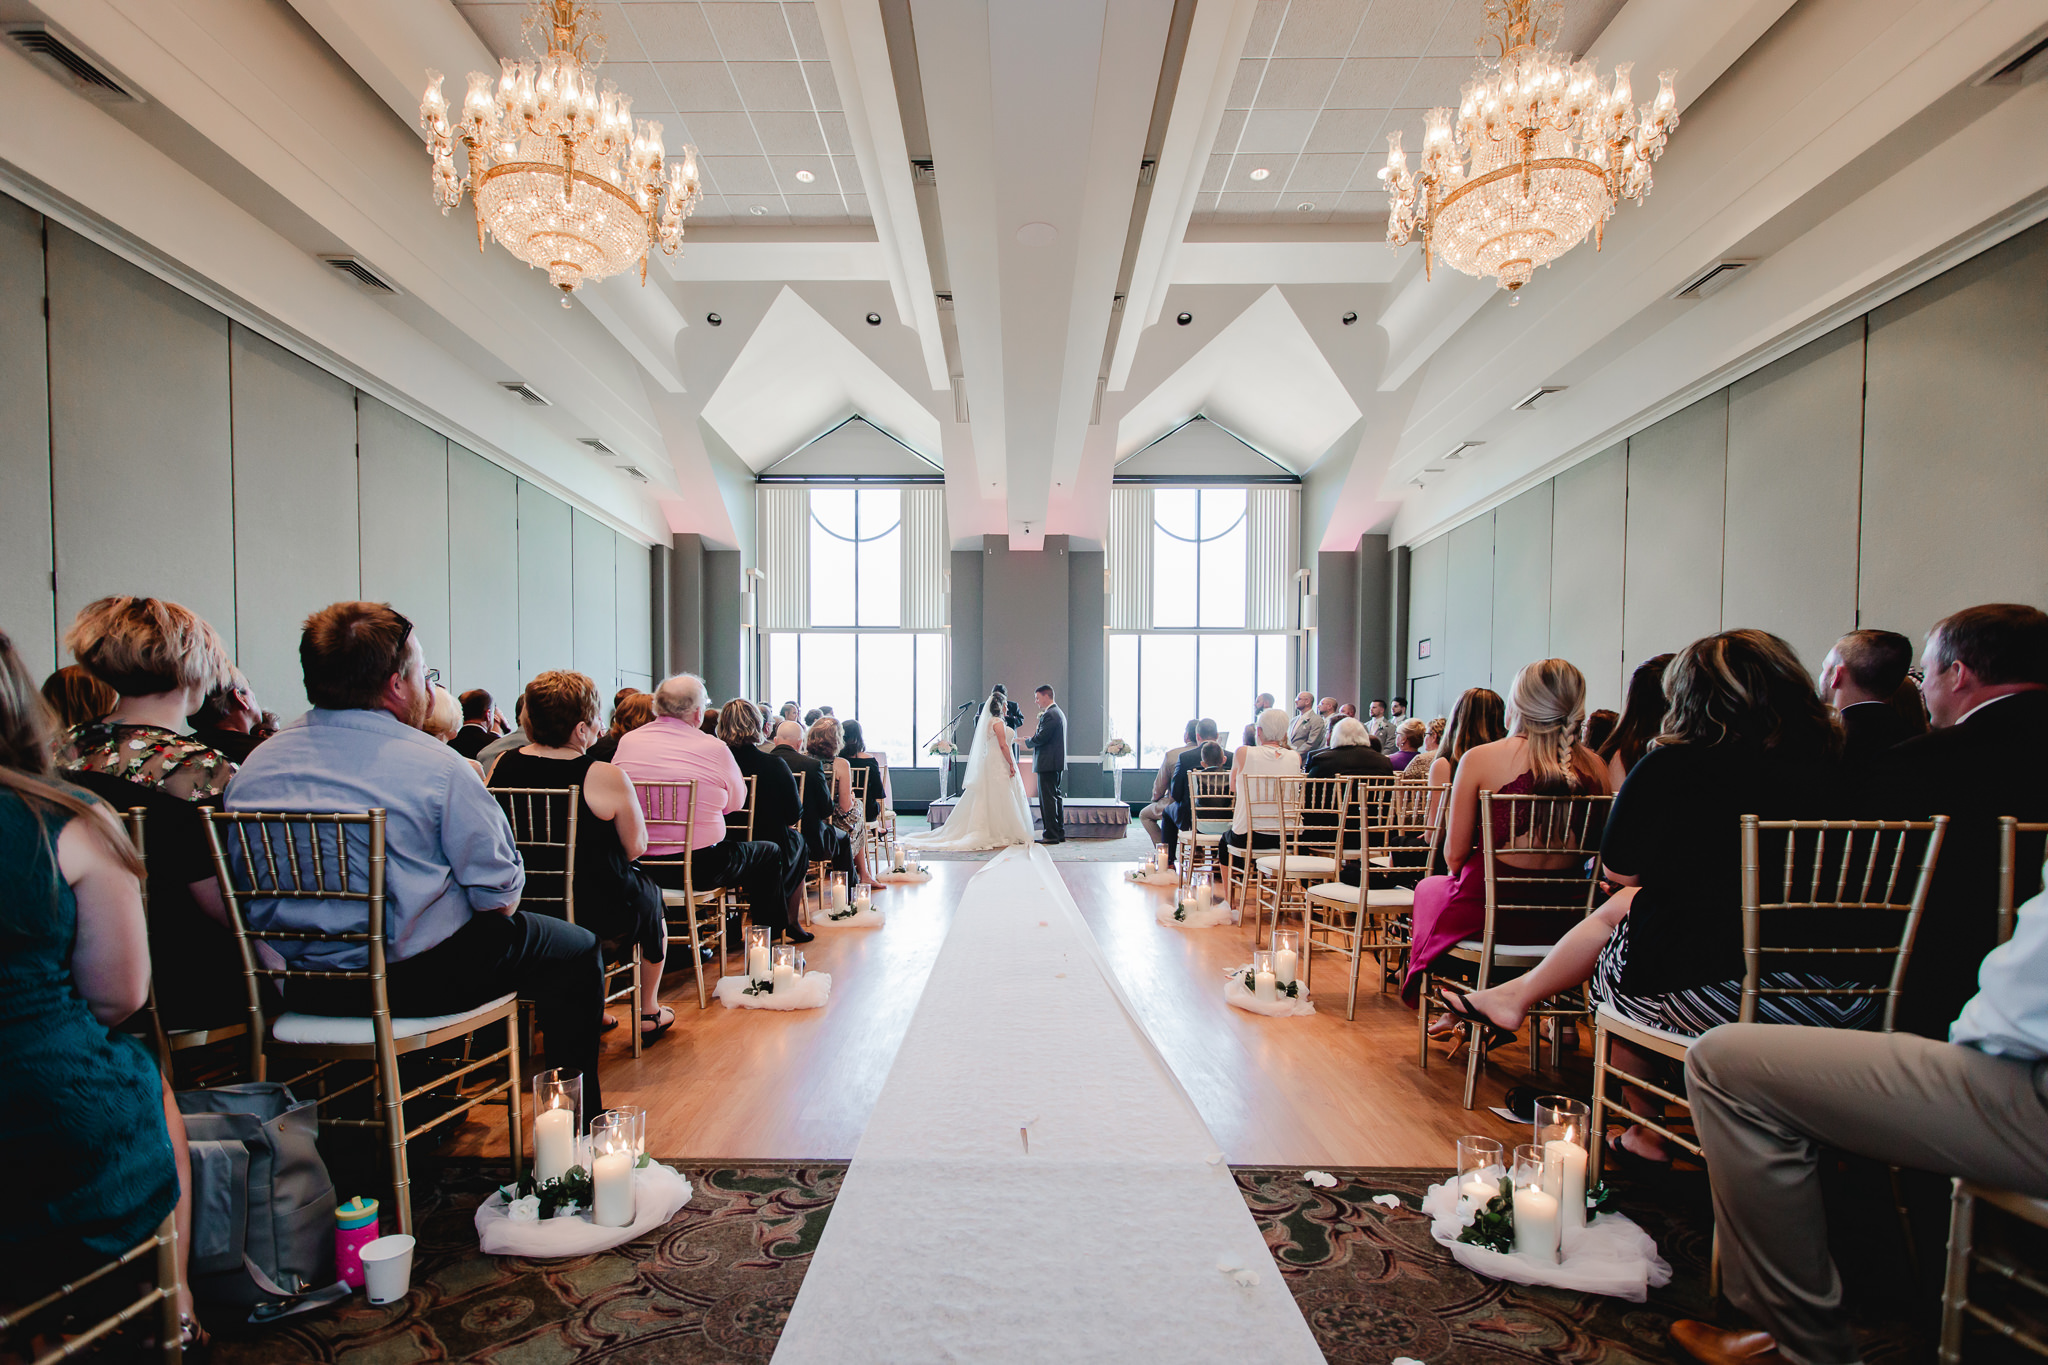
1349,2,1439,58
1557,0,1628,59
732,60,813,109
783,2,829,60
768,152,832,187
1375,107,1440,150
1271,0,1366,58
1242,0,1286,59
703,2,797,59
702,154,781,194
831,155,865,194
598,61,670,109
1254,58,1341,109
803,62,840,110
1229,153,1297,190
751,110,829,154
1306,106,1388,154
1425,1,1492,59
672,110,763,155
784,195,847,221
1326,57,1411,109
1211,191,1283,221
1227,57,1266,110
623,3,723,61
818,110,852,155
1334,190,1391,222
1210,107,1246,153
1236,108,1317,154
1283,201,1335,223
1283,151,1362,194
1401,56,1478,109
590,5,650,62
1200,153,1232,194
456,4,530,60
842,193,869,220
649,61,743,110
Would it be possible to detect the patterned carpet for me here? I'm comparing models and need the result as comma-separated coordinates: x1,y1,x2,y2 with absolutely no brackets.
203,1161,1933,1363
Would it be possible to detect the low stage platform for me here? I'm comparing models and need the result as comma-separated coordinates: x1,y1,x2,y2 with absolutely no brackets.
924,795,1131,839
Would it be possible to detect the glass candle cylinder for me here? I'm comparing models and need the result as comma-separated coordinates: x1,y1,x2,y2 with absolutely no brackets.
771,943,798,993
745,924,773,984
1252,949,1277,1003
1153,844,1168,872
1511,1142,1560,1263
589,1113,635,1227
853,881,872,909
1271,929,1300,987
1535,1095,1591,1230
603,1104,647,1158
890,841,906,872
1456,1135,1505,1206
829,871,848,910
532,1069,583,1182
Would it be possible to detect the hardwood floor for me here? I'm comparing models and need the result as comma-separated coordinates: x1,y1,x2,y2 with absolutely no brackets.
445,858,1584,1168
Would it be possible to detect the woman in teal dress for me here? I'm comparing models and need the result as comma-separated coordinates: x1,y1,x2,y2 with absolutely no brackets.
0,628,195,1339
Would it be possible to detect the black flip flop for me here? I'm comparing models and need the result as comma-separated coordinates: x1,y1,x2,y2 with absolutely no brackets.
1604,1131,1675,1181
1438,992,1518,1052
640,1006,675,1041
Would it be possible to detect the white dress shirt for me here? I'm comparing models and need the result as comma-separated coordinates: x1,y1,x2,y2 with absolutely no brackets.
1950,859,2048,1060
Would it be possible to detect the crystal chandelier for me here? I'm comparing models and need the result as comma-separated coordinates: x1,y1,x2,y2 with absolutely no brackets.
420,0,703,305
1380,0,1677,299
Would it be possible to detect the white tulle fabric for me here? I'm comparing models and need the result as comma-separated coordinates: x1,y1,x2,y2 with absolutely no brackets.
903,707,1033,852
1420,1174,1672,1301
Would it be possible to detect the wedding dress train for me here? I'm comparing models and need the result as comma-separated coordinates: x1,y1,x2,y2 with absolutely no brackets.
904,709,1035,852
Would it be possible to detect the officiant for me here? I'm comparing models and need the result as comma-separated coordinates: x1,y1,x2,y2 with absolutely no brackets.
1022,684,1067,844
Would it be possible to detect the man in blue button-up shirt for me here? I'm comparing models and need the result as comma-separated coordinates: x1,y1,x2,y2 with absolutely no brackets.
229,601,604,1116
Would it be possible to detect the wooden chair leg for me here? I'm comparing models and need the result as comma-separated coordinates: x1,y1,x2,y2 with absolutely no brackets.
1462,1014,1485,1110
629,948,643,1059
1589,1017,1610,1186
1417,972,1432,1070
376,1052,413,1237
155,1212,182,1364
1939,1179,1974,1365
685,909,711,1011
506,1015,524,1182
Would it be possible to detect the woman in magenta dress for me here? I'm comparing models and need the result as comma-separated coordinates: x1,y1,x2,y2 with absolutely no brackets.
1403,662,1611,1007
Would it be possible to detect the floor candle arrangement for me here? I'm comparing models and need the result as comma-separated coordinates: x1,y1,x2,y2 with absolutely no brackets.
715,929,833,1009
477,1092,693,1256
820,880,886,927
1224,936,1315,1017
1158,870,1235,927
1125,844,1179,887
875,841,931,883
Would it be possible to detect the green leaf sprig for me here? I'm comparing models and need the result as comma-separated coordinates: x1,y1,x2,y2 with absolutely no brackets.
1586,1181,1617,1215
503,1164,594,1219
1456,1176,1516,1254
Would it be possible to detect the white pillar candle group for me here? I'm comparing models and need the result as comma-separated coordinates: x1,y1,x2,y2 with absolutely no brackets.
1460,1171,1498,1205
591,1148,634,1227
534,1104,575,1183
1179,895,1196,917
1273,947,1297,987
1511,1183,1561,1263
772,961,797,993
1254,967,1277,1003
747,944,771,983
830,878,847,910
1544,1138,1588,1231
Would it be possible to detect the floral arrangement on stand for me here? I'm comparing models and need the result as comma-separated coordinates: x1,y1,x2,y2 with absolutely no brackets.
928,739,957,757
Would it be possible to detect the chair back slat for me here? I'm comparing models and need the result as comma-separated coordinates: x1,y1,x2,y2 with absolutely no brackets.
1361,778,1450,880
492,787,579,926
848,764,868,813
634,779,700,895
1190,769,1233,833
724,775,758,841
1278,776,1350,860
1740,815,1947,1032
1998,817,2048,946
1475,791,1612,980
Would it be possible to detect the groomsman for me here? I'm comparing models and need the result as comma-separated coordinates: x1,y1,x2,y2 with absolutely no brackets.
1024,684,1067,844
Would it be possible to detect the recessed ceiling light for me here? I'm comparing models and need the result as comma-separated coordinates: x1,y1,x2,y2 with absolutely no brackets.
706,312,722,326
1295,202,1315,212
748,204,768,216
1341,311,1357,325
865,312,882,326
1176,312,1192,326
794,169,814,182
1248,167,1270,181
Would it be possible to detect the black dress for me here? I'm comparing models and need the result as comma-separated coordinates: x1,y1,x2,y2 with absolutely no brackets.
488,751,665,964
845,753,887,823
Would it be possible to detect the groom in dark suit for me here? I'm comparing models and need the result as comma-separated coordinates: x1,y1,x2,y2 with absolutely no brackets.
1023,684,1067,843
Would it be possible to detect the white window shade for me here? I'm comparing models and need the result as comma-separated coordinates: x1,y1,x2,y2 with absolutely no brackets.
902,486,947,629
758,485,808,630
1107,484,1152,630
1247,486,1298,631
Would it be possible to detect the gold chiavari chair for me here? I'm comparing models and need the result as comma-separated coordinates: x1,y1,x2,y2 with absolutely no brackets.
1244,776,1350,950
1421,790,1612,1109
1589,814,1948,1180
1997,817,2048,946
0,1216,182,1365
116,808,251,1087
1303,779,1449,1019
636,780,729,1009
795,768,836,923
1177,769,1236,894
723,775,759,844
493,787,643,1060
1225,771,1286,925
201,809,524,1236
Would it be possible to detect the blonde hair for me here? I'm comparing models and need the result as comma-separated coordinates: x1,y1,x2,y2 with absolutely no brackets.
424,684,462,741
1505,658,1594,793
65,595,232,699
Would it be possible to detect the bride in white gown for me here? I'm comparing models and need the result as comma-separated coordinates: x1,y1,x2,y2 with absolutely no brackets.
903,689,1035,852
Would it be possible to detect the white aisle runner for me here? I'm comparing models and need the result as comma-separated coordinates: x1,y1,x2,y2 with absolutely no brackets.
773,846,1325,1363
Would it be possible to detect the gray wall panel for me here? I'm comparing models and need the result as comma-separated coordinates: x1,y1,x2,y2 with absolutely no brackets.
230,326,359,715
0,197,53,674
572,509,617,691
950,547,984,710
1316,548,1358,708
518,479,574,681
1622,392,1726,669
1548,444,1626,710
1068,547,1106,790
1723,321,1865,672
1406,532,1447,694
1489,483,1552,691
981,534,1068,728
447,444,520,707
1861,225,2048,641
1358,534,1392,704
703,548,743,701
616,533,652,692
357,397,451,679
1443,515,1494,698
48,224,236,653
669,533,704,676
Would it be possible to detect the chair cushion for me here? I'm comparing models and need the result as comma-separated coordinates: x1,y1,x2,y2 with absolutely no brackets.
1302,882,1413,908
1452,938,1557,961
1594,1002,1696,1051
1254,854,1339,875
270,992,518,1045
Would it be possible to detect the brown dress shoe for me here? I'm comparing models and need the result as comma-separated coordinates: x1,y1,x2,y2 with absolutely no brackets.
1671,1320,1790,1365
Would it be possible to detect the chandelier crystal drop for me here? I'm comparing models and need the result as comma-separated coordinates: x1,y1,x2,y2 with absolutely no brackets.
1380,0,1677,300
420,0,703,305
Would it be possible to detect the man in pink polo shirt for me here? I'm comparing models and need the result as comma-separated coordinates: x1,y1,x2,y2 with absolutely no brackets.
616,673,808,944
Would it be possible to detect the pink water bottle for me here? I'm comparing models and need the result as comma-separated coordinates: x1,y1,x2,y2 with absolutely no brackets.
334,1196,380,1289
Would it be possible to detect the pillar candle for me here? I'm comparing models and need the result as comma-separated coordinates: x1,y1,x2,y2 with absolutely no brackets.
1460,1174,1497,1205
591,1150,634,1227
1254,969,1277,1003
1544,1139,1588,1230
831,879,847,910
1274,948,1298,986
1179,896,1196,917
772,963,797,993
1511,1184,1560,1262
854,885,871,909
534,1105,575,1183
748,945,771,982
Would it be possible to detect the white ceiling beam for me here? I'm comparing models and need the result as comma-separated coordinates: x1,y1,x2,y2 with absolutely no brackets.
1104,0,1258,391
1175,239,1407,286
579,274,690,394
660,238,891,282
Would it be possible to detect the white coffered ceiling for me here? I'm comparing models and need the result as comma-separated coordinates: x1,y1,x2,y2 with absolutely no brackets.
3,0,2043,556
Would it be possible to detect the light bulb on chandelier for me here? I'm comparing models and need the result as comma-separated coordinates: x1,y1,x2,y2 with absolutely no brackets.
1380,0,1677,301
420,0,703,305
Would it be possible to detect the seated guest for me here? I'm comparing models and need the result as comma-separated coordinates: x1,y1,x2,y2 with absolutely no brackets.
1401,716,1450,784
1884,603,2048,1038
1243,692,1274,749
1673,864,2048,1365
1453,631,1862,1167
229,602,606,1116
772,719,852,894
698,699,721,736
1307,716,1395,781
1595,653,1673,789
841,720,890,827
616,675,805,943
450,688,499,759
421,683,468,752
1818,627,1917,765
0,629,201,1338
803,707,823,729
59,595,237,800
1887,672,1930,739
779,701,799,726
1581,708,1618,756
188,669,267,763
488,671,670,1040
475,697,528,779
1386,718,1428,772
1340,702,1358,720
1422,688,1507,796
40,664,117,730
1366,700,1397,753
586,691,652,764
1140,721,1198,852
1221,708,1303,866
1288,692,1326,757
1404,661,1606,1007
718,699,806,925
809,717,870,884
1160,719,1220,863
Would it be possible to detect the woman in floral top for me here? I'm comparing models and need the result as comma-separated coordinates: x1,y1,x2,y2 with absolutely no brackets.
58,597,238,800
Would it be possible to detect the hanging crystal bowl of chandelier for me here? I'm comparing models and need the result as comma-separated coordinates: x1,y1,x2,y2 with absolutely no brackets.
420,0,702,305
1380,0,1676,300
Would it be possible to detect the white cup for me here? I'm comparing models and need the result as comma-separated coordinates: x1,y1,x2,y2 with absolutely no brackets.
360,1233,416,1305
